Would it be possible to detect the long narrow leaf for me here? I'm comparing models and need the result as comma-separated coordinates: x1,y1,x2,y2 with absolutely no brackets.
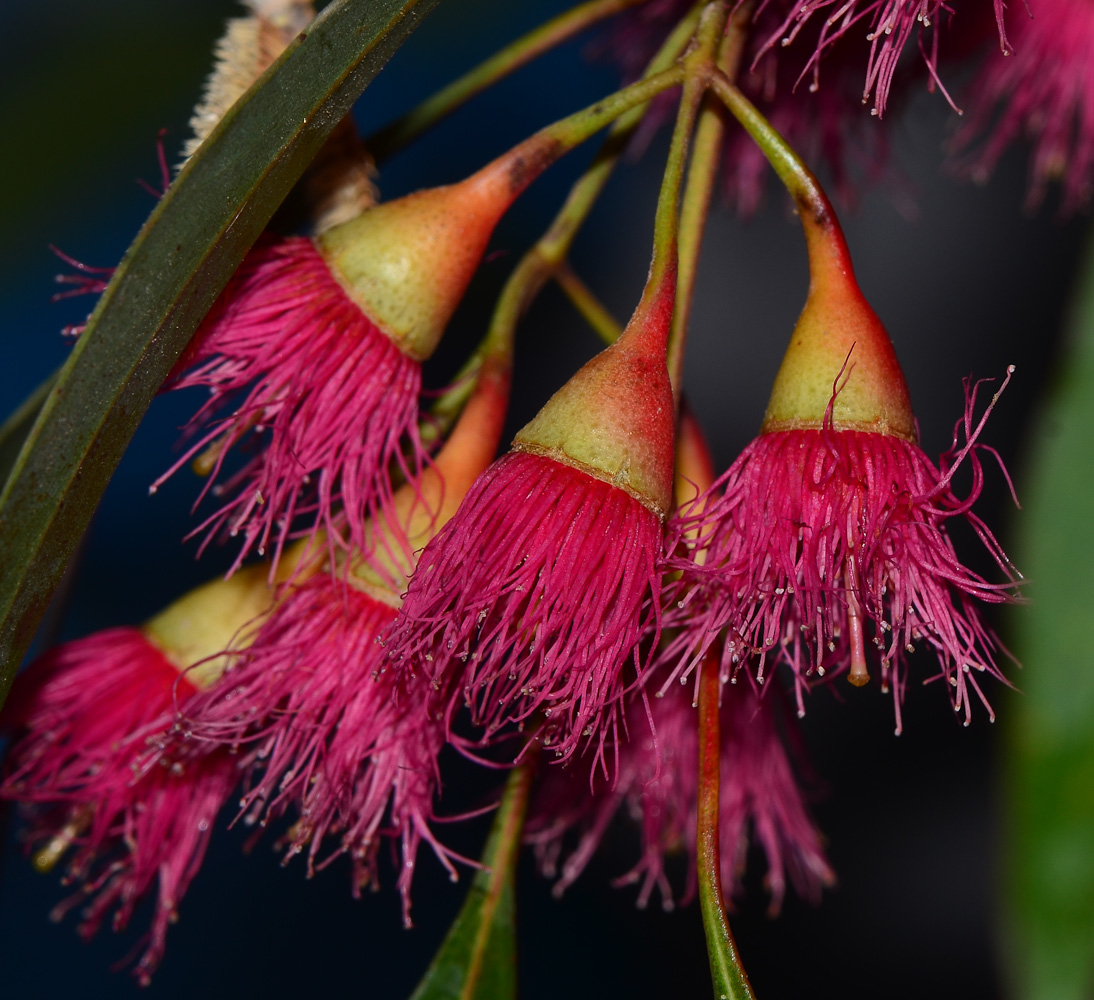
1003,232,1094,1000
409,766,532,1000
0,368,59,496
0,0,443,707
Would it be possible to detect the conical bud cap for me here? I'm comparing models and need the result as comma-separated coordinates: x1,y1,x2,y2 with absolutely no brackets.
514,281,676,517
317,164,515,362
762,232,915,440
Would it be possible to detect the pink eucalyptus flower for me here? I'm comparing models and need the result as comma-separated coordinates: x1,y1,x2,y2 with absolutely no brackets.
956,0,1094,212
155,138,587,575
160,344,516,918
383,242,676,771
0,629,237,983
1,628,189,799
170,574,460,923
663,371,1020,734
527,682,832,913
154,236,426,574
384,450,664,769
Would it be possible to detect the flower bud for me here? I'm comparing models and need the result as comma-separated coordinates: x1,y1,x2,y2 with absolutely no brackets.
317,156,525,362
514,266,677,518
761,231,914,440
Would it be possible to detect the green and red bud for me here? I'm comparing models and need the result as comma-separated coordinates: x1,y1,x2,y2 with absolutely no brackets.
762,205,915,440
317,161,523,362
514,265,677,518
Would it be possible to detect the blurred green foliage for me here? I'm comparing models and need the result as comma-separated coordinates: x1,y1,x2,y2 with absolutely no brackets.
1006,230,1094,1000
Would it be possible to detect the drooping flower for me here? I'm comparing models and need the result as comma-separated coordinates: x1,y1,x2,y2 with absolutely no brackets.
385,271,678,769
155,139,565,574
527,679,833,913
177,574,458,922
156,234,429,573
955,0,1094,212
663,208,1020,733
0,565,278,982
161,350,513,920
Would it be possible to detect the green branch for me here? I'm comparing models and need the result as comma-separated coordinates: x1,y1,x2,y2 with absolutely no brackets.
368,0,652,160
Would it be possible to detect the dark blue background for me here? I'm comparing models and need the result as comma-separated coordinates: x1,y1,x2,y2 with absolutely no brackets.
1,1,1088,997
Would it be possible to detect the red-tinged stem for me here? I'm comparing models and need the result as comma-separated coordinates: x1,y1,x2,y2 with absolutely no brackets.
707,71,855,292
475,63,685,210
697,651,757,1000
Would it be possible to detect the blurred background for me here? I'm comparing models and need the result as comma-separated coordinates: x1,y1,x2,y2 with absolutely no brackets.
1,1,1090,997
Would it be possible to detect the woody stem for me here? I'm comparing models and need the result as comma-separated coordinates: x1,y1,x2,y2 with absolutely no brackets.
490,63,687,200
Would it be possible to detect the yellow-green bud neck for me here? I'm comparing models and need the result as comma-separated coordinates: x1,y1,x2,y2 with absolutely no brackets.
762,233,915,441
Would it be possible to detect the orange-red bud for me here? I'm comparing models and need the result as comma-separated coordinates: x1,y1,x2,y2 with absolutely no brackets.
351,352,513,596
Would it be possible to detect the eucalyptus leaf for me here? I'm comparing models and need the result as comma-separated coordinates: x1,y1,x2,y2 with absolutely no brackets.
0,0,443,708
409,766,532,1000
1004,232,1094,1000
0,368,59,497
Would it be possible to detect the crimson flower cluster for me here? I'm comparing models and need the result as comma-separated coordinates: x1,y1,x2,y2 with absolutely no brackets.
0,0,1050,987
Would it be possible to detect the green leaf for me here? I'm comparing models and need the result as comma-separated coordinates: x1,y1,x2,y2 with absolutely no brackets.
0,0,443,709
409,765,532,1000
0,369,59,497
1004,231,1094,1000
